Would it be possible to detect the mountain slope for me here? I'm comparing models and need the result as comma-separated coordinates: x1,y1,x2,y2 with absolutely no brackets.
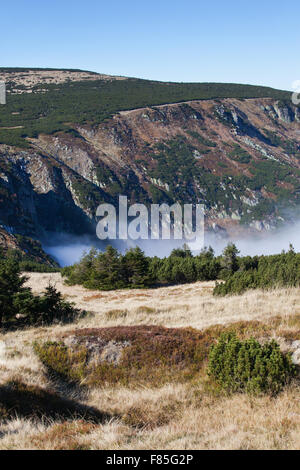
0,68,292,147
0,69,300,255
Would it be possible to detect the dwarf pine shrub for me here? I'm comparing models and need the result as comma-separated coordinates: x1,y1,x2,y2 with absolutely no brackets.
0,258,83,328
208,333,296,395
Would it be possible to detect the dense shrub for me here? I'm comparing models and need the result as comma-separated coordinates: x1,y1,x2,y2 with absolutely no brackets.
214,246,300,296
62,245,221,290
0,258,82,328
62,243,300,293
62,246,153,290
0,258,27,327
208,333,296,395
16,284,84,326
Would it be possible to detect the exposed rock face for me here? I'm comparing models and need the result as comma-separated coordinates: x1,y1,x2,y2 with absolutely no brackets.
63,334,130,365
1,97,300,249
273,338,300,366
273,103,295,124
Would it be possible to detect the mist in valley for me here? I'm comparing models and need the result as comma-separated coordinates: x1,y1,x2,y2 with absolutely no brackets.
42,220,300,267
208,224,300,257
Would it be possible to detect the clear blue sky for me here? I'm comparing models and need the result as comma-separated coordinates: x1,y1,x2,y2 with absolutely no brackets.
1,0,299,90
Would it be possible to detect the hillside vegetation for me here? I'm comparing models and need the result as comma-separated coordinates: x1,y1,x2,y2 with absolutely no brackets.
0,70,292,147
0,238,59,273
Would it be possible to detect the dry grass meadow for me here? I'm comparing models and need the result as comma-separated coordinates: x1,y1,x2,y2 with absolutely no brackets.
0,273,299,450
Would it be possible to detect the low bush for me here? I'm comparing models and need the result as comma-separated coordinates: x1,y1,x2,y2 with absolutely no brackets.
208,332,296,395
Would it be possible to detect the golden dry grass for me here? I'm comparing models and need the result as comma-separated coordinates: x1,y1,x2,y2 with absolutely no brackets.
24,272,300,330
1,383,299,450
0,273,299,450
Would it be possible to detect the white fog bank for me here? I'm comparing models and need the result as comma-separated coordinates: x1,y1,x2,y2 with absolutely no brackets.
42,221,300,267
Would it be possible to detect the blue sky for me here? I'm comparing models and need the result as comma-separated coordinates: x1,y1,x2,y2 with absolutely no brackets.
1,0,299,90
